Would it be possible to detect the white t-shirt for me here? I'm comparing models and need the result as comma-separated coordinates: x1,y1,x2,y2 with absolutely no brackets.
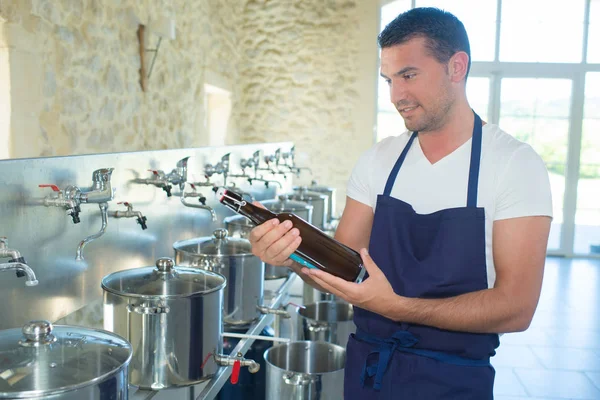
347,124,553,288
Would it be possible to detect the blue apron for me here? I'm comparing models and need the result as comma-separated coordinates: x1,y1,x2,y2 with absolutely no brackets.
344,112,499,399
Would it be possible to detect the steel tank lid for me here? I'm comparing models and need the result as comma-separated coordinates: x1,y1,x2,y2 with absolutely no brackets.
101,257,226,298
294,180,336,192
260,196,314,212
0,320,132,398
173,229,253,257
281,189,328,202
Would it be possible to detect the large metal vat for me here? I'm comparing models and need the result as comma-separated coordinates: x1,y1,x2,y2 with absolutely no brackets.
281,189,328,230
101,257,226,390
264,341,345,400
297,301,355,348
0,320,132,399
174,229,265,326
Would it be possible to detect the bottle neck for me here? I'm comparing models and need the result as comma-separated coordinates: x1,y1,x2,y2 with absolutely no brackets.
220,192,275,225
238,202,275,225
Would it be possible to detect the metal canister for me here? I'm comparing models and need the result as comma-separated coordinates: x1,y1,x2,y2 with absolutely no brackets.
0,320,132,399
174,229,265,326
295,180,337,225
264,341,345,400
281,189,328,230
101,257,226,389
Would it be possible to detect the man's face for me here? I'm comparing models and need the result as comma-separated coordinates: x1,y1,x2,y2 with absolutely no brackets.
380,37,456,133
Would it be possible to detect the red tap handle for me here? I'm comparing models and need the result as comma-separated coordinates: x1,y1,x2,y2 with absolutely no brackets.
117,202,131,207
147,169,159,175
38,184,60,192
230,360,241,384
190,183,196,190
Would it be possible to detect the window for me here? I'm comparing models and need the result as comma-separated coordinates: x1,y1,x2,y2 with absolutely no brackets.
575,72,600,254
499,78,572,251
500,0,586,63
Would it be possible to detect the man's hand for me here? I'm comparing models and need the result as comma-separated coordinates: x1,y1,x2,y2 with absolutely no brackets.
248,204,301,268
304,248,400,320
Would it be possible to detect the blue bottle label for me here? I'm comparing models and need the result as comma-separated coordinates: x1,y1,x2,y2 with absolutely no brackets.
289,253,317,269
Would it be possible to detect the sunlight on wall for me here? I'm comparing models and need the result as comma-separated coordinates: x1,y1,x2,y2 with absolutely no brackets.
0,47,10,160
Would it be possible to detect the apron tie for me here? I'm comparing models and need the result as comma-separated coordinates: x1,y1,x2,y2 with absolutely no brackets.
356,330,419,390
355,329,492,391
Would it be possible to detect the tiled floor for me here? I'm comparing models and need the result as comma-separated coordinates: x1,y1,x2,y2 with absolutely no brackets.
494,257,600,400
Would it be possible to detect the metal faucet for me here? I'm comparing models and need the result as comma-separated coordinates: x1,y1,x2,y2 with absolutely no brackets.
76,202,108,261
39,168,115,223
134,157,190,197
247,177,282,189
0,238,37,286
180,184,217,222
204,153,232,186
214,352,260,374
111,202,148,229
281,146,312,177
0,263,38,286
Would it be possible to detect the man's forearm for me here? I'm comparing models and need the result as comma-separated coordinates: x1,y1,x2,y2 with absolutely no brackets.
288,262,331,294
387,287,535,334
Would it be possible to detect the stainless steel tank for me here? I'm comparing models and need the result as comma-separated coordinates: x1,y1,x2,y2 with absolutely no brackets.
101,257,226,390
0,320,132,399
173,229,265,327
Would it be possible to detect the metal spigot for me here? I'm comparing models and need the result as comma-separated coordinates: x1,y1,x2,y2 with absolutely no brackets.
282,146,312,177
0,262,38,286
204,153,231,186
80,168,115,203
111,202,147,230
247,177,282,189
256,304,291,318
180,184,217,221
214,352,260,384
134,157,190,196
0,237,31,280
39,184,82,223
76,202,108,261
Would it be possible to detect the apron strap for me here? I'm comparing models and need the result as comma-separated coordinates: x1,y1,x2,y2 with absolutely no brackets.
466,112,483,208
383,132,418,196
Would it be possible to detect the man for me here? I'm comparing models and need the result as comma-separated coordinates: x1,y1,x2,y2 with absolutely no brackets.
249,7,552,399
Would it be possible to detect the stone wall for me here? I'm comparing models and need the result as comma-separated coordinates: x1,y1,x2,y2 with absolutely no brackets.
0,0,380,213
235,0,380,213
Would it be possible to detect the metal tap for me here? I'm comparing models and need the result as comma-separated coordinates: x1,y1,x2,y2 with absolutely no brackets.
79,168,115,203
134,157,190,197
180,184,217,221
0,262,38,286
39,184,82,223
204,153,232,186
247,177,282,189
0,237,35,282
214,352,260,373
256,304,291,318
111,202,147,230
76,202,108,261
39,168,115,223
281,146,312,177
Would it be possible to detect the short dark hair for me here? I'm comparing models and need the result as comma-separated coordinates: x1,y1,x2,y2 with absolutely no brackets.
378,7,471,78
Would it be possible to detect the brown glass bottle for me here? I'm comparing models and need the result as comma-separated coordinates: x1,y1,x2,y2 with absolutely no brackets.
217,188,365,283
